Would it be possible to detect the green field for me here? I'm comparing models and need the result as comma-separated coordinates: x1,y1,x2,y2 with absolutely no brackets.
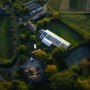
44,21,83,47
0,16,13,63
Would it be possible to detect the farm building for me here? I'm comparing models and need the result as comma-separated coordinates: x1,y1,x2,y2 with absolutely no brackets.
26,21,36,31
23,0,47,20
39,29,70,49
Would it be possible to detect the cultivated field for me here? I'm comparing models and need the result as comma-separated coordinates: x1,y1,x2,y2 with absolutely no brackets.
47,0,90,12
0,16,13,64
44,21,83,47
61,14,90,36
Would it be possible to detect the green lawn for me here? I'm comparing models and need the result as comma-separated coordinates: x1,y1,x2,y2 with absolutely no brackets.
0,16,13,63
44,21,83,47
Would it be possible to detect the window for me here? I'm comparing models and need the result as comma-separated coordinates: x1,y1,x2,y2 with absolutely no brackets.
42,32,47,37
61,43,65,47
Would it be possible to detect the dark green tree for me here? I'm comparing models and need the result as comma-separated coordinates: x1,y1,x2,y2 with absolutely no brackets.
52,46,67,60
11,80,29,90
52,46,67,70
50,70,79,90
0,81,11,90
35,50,48,63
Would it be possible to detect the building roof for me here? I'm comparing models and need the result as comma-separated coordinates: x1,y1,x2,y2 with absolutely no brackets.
45,30,70,46
26,21,36,31
23,0,46,20
42,38,53,47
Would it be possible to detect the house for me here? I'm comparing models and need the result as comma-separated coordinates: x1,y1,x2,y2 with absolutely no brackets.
21,57,45,84
23,0,47,20
39,29,70,49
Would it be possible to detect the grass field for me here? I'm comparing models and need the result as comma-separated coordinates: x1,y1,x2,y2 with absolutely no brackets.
44,21,83,47
0,16,13,63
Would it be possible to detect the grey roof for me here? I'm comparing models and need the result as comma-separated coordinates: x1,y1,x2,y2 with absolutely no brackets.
23,0,44,17
26,21,36,31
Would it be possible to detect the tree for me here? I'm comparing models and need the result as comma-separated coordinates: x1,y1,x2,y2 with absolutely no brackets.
45,64,58,77
30,35,36,42
17,45,28,55
13,3,23,15
52,47,67,70
11,80,29,90
14,68,24,79
20,34,27,43
43,18,50,25
23,7,29,15
35,50,48,63
50,70,79,90
36,20,44,29
19,55,27,65
0,0,9,6
19,22,24,29
0,81,11,90
36,18,50,29
53,12,60,18
78,79,90,90
52,46,67,60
